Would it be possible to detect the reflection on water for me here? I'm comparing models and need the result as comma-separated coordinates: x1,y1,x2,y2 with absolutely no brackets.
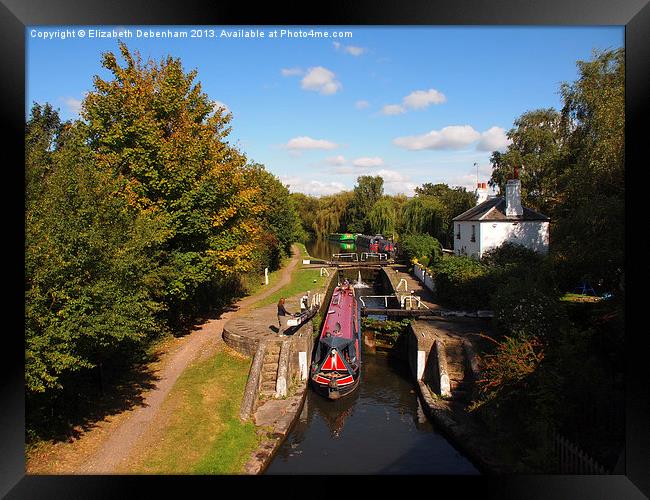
306,239,355,261
264,351,479,475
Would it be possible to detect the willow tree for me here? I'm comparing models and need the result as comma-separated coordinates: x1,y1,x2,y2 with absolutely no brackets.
82,42,266,324
368,197,397,238
312,191,354,239
399,195,447,241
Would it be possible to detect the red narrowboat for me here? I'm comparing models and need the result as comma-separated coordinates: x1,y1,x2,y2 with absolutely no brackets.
310,283,362,400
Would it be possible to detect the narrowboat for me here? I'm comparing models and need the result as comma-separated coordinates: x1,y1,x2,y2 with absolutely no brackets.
310,282,362,400
329,233,356,242
355,234,380,252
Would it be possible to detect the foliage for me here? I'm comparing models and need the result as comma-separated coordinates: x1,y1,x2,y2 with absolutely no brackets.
472,334,545,407
431,255,492,309
488,109,566,215
25,124,166,395
25,42,304,440
347,175,384,233
553,48,624,292
398,233,442,267
414,183,476,246
311,191,354,239
490,275,565,341
398,195,446,241
367,197,397,238
245,164,302,270
289,192,319,241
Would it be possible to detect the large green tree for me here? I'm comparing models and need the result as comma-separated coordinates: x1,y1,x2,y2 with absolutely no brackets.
25,123,166,395
82,42,266,324
414,183,475,246
347,175,384,233
488,109,566,215
553,48,624,290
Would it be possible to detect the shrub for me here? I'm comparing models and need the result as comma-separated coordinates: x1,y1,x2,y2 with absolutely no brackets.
399,233,442,267
490,275,566,341
432,255,492,309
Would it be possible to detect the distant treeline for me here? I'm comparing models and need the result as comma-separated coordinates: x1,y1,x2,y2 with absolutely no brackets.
25,43,301,437
291,178,476,249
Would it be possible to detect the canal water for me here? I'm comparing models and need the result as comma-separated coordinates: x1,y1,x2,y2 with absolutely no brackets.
264,348,479,475
265,239,479,475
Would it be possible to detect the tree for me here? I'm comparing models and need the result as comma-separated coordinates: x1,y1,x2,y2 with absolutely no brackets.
399,195,446,241
554,48,624,290
81,42,266,324
347,176,384,233
245,164,302,269
414,183,476,246
25,124,166,395
488,108,566,216
290,192,320,241
25,103,64,207
367,197,397,238
312,191,354,238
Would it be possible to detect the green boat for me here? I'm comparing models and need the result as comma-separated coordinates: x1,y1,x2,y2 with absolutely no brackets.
339,242,356,251
329,233,355,242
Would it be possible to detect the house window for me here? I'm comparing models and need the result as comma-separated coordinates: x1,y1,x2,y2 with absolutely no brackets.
471,225,476,242
456,225,460,239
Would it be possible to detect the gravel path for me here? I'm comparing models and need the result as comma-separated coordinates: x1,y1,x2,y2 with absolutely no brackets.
68,245,302,474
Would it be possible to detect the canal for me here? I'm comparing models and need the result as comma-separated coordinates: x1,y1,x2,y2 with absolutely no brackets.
265,239,480,475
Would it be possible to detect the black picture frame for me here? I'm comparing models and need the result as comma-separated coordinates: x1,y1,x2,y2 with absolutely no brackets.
4,0,648,497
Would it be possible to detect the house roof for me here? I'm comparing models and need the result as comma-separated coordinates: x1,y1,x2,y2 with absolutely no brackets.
452,197,550,222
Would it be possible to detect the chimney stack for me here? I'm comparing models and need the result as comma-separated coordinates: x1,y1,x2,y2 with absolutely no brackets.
506,179,523,217
476,182,488,205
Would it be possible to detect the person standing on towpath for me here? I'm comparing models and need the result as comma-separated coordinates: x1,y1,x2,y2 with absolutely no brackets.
277,297,293,336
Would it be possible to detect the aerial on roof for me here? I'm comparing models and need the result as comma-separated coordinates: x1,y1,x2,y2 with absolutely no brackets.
452,197,550,222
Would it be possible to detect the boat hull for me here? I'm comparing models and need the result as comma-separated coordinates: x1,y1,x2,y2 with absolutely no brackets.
311,374,360,400
310,285,362,401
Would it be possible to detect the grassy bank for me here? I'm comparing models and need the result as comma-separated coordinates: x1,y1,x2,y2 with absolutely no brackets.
126,345,259,474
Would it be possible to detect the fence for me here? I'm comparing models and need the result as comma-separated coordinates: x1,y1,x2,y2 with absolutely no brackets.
548,427,609,474
413,263,436,293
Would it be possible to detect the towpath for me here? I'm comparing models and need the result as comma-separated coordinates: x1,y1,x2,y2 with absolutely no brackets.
27,245,302,474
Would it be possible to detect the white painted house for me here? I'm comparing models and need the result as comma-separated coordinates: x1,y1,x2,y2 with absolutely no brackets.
452,178,550,259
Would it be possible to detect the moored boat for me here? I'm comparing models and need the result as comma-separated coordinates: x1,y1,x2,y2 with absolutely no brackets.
329,233,356,242
310,282,362,400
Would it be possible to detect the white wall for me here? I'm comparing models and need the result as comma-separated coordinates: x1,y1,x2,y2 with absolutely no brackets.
453,221,481,258
480,221,549,257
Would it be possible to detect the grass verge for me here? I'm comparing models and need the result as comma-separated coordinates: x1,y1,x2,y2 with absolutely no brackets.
129,345,259,474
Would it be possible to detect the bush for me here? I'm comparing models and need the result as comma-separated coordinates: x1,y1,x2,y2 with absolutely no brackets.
432,255,493,309
490,275,566,341
399,233,442,267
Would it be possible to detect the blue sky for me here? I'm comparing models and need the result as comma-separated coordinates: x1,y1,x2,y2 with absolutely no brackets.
26,25,623,197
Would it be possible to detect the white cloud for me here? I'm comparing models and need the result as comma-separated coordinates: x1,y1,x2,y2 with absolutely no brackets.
301,66,342,95
281,67,303,77
381,104,406,115
352,156,384,168
333,41,366,56
285,136,339,150
402,88,447,109
375,169,417,196
355,100,370,110
326,155,347,165
393,125,481,150
382,87,447,116
282,176,348,196
476,126,511,152
63,97,82,115
212,100,230,114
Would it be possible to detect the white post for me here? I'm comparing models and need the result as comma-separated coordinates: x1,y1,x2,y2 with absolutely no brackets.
265,267,269,285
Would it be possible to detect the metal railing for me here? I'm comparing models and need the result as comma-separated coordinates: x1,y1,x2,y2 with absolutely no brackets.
332,252,359,261
360,252,388,261
358,294,400,308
